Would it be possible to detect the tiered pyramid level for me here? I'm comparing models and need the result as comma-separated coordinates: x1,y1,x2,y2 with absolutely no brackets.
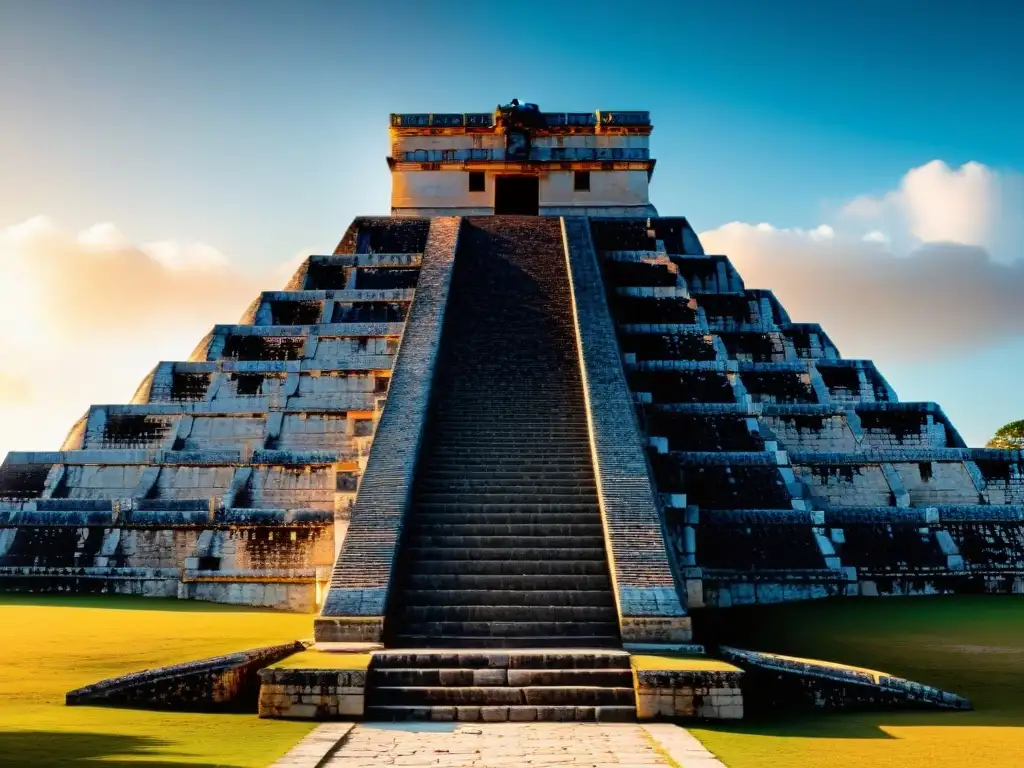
3,214,1023,620
0,218,432,610
590,218,1024,605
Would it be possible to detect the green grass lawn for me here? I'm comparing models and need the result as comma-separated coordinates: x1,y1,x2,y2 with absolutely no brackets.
0,593,317,767
689,595,1024,768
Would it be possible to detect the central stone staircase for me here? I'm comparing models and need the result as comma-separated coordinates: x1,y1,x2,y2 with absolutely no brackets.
376,216,631,721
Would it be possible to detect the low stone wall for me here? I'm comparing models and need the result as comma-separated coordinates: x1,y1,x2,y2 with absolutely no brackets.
720,646,971,714
258,668,367,719
0,564,327,611
66,641,304,712
0,566,180,597
633,668,744,720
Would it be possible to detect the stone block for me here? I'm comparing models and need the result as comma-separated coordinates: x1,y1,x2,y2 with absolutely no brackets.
439,669,474,686
456,706,480,721
337,694,364,717
673,694,696,717
480,706,509,722
636,693,659,719
509,707,538,721
719,703,744,719
285,703,319,718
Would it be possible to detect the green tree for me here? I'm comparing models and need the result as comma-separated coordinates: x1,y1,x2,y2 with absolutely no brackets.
987,419,1024,449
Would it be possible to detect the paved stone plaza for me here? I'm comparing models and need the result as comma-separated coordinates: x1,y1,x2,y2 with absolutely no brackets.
274,722,725,767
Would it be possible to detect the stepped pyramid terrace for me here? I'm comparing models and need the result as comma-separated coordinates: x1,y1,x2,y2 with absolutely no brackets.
3,101,1014,724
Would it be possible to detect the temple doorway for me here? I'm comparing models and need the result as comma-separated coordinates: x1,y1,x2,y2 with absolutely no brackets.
494,176,539,215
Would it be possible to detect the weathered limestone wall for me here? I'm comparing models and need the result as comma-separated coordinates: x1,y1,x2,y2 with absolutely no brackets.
390,169,656,218
634,668,744,720
258,668,367,719
0,510,335,611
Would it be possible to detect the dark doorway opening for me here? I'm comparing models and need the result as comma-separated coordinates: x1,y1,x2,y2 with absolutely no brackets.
494,175,540,215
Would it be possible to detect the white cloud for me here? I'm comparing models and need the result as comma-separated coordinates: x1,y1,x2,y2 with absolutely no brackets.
697,160,1022,366
699,220,1024,362
0,217,296,461
841,160,1023,262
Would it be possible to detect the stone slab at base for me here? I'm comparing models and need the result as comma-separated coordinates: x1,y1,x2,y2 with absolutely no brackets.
259,668,367,720
67,641,305,712
632,663,745,720
720,646,971,713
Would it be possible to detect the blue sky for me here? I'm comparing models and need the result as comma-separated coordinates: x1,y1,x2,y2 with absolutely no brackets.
0,0,1021,452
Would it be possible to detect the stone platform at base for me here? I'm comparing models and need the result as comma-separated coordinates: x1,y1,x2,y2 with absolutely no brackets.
256,648,747,722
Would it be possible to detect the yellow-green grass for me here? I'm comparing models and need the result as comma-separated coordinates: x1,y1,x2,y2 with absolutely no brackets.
630,654,741,673
270,651,371,670
0,593,317,767
689,595,1024,768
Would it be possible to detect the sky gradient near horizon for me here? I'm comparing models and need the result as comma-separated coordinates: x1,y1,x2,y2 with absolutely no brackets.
0,0,1022,458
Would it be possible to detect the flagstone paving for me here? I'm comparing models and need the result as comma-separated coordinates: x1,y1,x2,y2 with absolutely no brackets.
273,721,728,768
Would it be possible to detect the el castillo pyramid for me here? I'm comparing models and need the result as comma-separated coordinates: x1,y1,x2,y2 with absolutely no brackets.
4,103,1015,721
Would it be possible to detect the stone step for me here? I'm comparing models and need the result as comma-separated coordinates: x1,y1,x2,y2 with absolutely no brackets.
429,438,592,447
428,419,589,428
401,589,614,607
371,651,631,670
405,535,606,550
405,573,612,590
396,621,618,638
368,686,636,707
429,433,589,441
389,634,621,649
416,485,598,497
417,479,597,491
398,605,618,623
370,668,633,688
424,450,591,460
363,705,636,722
415,492,598,505
432,423,584,429
417,458,594,469
408,510,602,523
419,469,595,482
414,502,601,514
403,547,607,561
406,522,604,537
406,560,610,576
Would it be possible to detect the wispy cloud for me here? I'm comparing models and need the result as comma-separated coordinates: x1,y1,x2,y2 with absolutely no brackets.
0,216,293,460
700,161,1024,361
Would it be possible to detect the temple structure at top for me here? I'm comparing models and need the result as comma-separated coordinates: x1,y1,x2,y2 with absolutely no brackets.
388,102,658,217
